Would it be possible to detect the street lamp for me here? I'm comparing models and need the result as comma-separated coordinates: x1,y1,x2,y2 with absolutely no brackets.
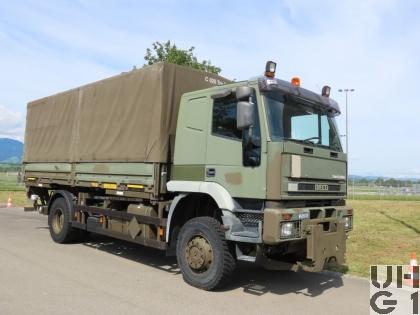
338,88,355,155
338,88,355,192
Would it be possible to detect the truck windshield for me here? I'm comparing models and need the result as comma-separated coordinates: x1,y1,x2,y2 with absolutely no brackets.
263,91,343,152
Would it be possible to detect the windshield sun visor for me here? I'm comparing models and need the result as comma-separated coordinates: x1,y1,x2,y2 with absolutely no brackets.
258,77,341,116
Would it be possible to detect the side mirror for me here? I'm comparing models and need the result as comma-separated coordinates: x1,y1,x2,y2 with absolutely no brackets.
236,86,252,100
237,101,255,130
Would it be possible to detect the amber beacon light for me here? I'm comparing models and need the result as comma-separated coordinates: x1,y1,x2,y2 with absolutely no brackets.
291,77,301,87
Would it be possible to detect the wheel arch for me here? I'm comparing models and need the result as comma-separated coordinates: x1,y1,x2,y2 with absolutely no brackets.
48,190,75,215
166,181,236,239
166,181,235,211
166,193,220,245
165,181,236,251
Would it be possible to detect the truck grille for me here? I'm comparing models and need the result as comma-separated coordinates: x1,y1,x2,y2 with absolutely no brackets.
236,212,263,227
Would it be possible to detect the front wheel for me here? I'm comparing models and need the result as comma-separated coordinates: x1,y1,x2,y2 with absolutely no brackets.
176,217,236,290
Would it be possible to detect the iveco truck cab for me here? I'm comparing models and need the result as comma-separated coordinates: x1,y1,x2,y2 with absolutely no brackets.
169,61,351,275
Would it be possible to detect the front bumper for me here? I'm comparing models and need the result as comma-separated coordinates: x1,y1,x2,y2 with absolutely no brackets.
263,206,351,244
261,206,351,272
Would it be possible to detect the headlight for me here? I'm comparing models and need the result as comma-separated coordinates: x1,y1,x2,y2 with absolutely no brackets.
280,222,293,238
344,216,353,230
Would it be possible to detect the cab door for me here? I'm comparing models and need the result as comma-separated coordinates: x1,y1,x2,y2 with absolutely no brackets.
205,89,267,199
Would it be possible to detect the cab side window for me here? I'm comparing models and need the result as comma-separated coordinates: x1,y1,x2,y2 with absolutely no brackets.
212,96,242,140
212,92,261,167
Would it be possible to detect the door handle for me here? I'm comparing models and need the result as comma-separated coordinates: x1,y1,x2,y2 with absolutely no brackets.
206,168,216,177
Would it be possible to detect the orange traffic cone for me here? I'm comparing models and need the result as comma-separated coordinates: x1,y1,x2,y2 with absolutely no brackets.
405,252,419,287
6,196,12,208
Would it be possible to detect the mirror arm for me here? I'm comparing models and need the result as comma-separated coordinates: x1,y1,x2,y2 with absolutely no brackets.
243,126,254,149
247,126,253,146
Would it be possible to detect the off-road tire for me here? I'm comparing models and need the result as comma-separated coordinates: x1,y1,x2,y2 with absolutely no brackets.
48,197,86,243
176,217,236,290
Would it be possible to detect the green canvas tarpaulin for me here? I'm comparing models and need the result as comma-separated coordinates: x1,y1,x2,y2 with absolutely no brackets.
24,62,230,163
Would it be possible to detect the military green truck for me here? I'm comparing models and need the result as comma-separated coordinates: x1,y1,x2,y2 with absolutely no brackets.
23,61,352,290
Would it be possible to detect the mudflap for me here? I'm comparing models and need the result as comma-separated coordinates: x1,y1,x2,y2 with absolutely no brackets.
297,221,346,272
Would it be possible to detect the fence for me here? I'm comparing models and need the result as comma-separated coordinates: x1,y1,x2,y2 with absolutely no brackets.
348,183,420,201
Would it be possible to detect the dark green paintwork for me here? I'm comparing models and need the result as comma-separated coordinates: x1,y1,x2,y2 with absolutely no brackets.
172,165,205,181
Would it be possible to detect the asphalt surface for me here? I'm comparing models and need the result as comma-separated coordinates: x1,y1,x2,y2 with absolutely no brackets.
0,207,370,315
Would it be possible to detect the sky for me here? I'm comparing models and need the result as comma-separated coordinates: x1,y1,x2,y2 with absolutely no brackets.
0,0,419,178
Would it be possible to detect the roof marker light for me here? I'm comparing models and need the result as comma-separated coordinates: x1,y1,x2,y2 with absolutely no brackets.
291,77,300,87
322,85,331,97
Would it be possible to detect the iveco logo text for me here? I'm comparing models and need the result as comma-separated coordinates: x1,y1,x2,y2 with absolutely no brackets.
315,184,329,191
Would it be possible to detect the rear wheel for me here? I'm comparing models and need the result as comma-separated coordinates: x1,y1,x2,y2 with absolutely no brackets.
48,197,86,243
176,217,236,290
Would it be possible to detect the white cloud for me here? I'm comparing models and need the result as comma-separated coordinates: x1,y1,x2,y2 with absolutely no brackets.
0,106,24,141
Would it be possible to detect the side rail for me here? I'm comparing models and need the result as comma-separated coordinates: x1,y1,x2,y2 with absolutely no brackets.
72,205,167,250
46,190,168,250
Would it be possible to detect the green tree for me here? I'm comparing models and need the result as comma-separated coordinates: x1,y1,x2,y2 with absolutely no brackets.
375,177,384,186
143,40,221,74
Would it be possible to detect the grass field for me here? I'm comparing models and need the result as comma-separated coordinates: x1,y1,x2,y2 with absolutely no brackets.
0,173,28,207
0,173,24,191
0,190,28,207
329,199,420,277
1,172,419,278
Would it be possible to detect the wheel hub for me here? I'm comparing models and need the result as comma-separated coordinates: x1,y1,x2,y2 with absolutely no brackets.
185,235,213,272
52,208,64,234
